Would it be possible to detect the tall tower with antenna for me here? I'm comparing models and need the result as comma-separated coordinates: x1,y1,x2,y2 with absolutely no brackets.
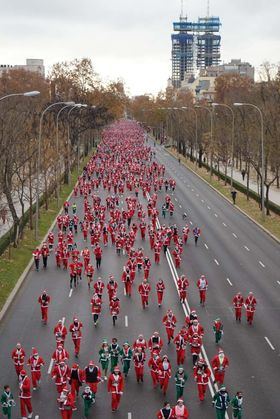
171,0,221,88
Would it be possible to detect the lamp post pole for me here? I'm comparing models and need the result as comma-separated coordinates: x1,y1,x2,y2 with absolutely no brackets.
181,106,198,170
212,103,235,189
234,102,265,220
195,105,214,179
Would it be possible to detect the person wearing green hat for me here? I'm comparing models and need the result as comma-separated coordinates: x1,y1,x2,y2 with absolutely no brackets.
230,391,243,418
120,343,133,377
212,386,230,419
1,385,15,419
98,339,110,380
81,386,95,418
174,367,188,400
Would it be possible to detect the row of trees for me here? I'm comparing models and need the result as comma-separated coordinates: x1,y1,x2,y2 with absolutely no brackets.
129,68,280,215
0,58,128,246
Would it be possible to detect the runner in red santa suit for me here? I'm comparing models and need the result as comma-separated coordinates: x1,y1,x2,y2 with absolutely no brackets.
85,263,94,290
182,225,190,244
193,358,211,401
32,247,41,271
107,366,124,412
122,266,133,297
52,361,71,394
54,319,68,348
156,278,165,307
162,309,177,344
18,369,33,419
148,331,164,354
52,345,69,366
93,277,105,299
57,385,76,419
138,278,151,309
133,347,146,383
197,274,208,306
154,241,161,264
211,348,229,385
174,331,187,366
232,292,244,322
91,292,102,326
11,342,25,377
188,319,204,340
110,294,120,326
148,351,161,389
27,347,45,390
69,317,83,358
107,275,118,301
143,256,151,280
81,247,90,270
158,355,172,396
38,290,51,324
177,275,189,304
189,332,202,366
245,292,257,325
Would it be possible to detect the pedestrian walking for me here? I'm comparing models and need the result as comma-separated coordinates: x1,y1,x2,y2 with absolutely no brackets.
175,367,188,400
212,386,230,419
32,247,41,271
81,386,95,418
120,342,132,377
156,279,165,307
197,275,208,306
107,366,124,412
245,292,257,325
99,340,110,380
211,349,229,385
1,385,15,419
231,190,237,205
18,370,33,419
230,391,244,418
232,292,244,322
38,290,51,324
27,348,45,390
193,226,201,246
213,318,223,344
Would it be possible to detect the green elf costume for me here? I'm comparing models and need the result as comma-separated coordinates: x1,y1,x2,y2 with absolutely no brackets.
81,386,95,418
230,392,243,418
175,367,188,400
109,338,121,372
1,386,15,419
212,386,230,419
213,318,223,344
98,339,111,379
120,342,133,377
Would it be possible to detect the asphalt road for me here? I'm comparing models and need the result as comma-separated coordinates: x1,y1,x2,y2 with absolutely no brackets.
0,133,279,418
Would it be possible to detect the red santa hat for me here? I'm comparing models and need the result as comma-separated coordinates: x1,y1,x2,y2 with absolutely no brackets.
89,360,94,366
32,347,38,355
20,370,26,376
72,363,78,369
218,348,224,354
114,366,120,372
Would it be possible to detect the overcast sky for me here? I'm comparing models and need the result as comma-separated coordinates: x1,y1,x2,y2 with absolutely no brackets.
1,0,279,96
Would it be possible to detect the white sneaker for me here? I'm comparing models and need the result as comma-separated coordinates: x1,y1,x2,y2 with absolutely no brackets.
28,414,33,419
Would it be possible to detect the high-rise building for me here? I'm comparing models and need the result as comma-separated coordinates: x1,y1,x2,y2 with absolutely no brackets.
171,14,221,88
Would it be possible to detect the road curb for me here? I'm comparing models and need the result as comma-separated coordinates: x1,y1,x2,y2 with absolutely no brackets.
164,147,280,245
0,182,78,324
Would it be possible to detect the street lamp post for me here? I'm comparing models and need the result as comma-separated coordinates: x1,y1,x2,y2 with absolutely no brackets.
36,101,73,241
234,102,265,220
0,91,40,102
195,105,214,179
181,106,198,170
56,103,76,206
212,103,235,189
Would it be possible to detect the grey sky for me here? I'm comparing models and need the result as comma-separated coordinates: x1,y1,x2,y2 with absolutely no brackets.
1,0,279,96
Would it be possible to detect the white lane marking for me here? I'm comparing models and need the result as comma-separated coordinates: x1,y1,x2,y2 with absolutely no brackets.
214,259,220,266
277,281,280,286
48,317,65,374
175,198,178,202
196,194,199,197
124,287,126,296
128,413,132,419
265,337,275,351
232,233,238,238
204,243,209,249
207,206,211,210
214,213,218,218
189,221,193,225
201,199,205,203
35,416,39,419
227,278,233,286
69,289,73,298
244,246,250,251
125,315,128,327
259,261,265,268
179,204,182,208
191,188,194,192
223,222,227,227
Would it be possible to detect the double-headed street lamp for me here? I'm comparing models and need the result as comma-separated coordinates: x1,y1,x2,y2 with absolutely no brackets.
195,105,214,178
234,102,265,220
36,101,74,241
212,103,235,189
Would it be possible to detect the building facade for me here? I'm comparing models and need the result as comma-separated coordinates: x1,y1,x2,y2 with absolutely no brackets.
0,59,45,77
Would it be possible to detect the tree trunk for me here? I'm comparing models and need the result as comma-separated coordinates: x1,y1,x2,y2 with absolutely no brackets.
265,184,270,216
3,170,20,247
29,159,33,230
199,148,203,168
246,160,250,201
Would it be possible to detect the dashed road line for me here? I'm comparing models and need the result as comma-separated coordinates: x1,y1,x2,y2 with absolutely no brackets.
259,261,265,268
196,194,199,197
222,222,227,227
175,198,178,202
277,281,280,286
214,213,218,218
191,188,194,192
207,206,211,210
125,315,128,327
201,199,205,203
232,233,238,239
264,337,275,351
227,278,233,286
204,243,209,249
69,289,73,298
128,413,132,419
244,246,250,251
214,259,220,266
189,221,193,225
179,204,182,208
